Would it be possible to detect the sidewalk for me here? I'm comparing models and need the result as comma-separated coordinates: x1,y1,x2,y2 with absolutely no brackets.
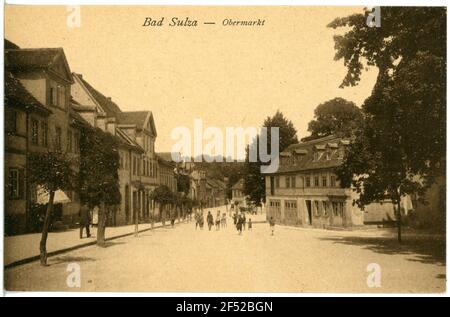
4,221,169,268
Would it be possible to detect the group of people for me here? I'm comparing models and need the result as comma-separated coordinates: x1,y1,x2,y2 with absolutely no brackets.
233,212,253,235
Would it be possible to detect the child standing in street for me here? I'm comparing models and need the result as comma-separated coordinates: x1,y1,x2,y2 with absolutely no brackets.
269,216,275,236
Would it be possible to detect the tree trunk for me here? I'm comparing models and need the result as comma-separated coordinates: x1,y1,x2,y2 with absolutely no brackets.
97,201,107,247
162,204,165,226
40,190,55,266
396,200,402,243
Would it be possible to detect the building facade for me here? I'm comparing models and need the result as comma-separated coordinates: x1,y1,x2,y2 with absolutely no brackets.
4,46,82,234
265,135,366,228
71,73,162,226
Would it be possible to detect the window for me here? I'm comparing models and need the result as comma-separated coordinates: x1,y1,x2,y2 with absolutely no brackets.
330,175,336,187
9,168,23,199
5,109,17,133
291,176,296,188
41,122,48,147
31,119,39,145
275,176,280,188
55,126,62,150
50,87,57,106
322,176,327,187
285,176,290,188
314,176,320,187
57,86,65,108
133,157,136,175
67,130,73,152
326,151,331,160
305,176,311,187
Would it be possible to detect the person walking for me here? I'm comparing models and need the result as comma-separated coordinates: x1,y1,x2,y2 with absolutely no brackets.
269,216,275,236
242,213,246,231
79,204,91,239
236,214,243,235
248,218,252,231
207,211,214,231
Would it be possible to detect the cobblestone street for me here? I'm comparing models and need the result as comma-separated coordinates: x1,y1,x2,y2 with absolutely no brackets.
5,209,445,293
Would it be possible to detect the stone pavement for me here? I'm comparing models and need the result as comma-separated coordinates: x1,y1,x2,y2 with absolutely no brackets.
3,204,245,267
4,220,174,267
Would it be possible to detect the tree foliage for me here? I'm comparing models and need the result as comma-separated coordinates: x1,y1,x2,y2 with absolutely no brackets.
243,110,298,205
78,126,121,207
28,151,76,193
330,7,446,241
304,97,363,140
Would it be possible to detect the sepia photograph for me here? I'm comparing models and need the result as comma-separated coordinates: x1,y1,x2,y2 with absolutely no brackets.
1,3,447,296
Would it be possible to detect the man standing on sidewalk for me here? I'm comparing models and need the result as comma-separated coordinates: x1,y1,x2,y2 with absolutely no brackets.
79,204,92,239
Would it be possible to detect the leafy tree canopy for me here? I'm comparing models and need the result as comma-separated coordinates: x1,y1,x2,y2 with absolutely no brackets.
78,126,121,207
304,97,363,141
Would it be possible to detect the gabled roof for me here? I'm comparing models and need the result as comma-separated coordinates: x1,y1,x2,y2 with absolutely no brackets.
5,39,19,49
157,152,177,162
271,135,349,174
115,128,144,152
5,48,73,84
72,73,122,116
4,72,52,116
117,111,157,136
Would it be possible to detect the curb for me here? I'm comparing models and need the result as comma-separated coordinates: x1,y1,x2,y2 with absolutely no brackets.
4,223,169,270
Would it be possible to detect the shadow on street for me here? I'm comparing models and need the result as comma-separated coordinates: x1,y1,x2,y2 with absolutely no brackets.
319,235,446,266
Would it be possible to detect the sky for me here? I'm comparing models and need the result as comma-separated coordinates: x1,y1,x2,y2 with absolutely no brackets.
5,5,378,158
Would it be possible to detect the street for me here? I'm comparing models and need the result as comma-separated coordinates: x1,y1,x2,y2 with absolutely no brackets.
5,210,445,293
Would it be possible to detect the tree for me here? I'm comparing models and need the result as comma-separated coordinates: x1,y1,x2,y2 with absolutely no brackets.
243,110,298,205
330,7,446,242
28,151,76,265
303,97,363,141
149,185,175,226
79,126,121,246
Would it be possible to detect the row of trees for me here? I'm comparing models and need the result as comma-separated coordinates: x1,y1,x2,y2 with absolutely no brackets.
243,8,445,242
29,124,122,265
30,123,199,266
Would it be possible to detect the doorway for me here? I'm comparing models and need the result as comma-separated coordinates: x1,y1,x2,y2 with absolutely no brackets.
306,200,312,225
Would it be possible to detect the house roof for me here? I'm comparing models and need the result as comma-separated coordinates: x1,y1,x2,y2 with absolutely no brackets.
72,73,122,116
4,72,52,116
69,105,91,127
157,153,176,168
156,152,178,162
5,39,19,49
115,128,144,152
271,135,348,174
5,48,73,83
117,111,148,126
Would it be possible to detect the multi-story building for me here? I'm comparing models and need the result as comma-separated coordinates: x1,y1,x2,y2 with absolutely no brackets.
265,135,367,228
156,153,177,193
71,73,161,225
4,45,82,234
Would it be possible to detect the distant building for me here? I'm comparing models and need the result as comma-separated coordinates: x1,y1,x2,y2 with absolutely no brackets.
231,179,247,207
